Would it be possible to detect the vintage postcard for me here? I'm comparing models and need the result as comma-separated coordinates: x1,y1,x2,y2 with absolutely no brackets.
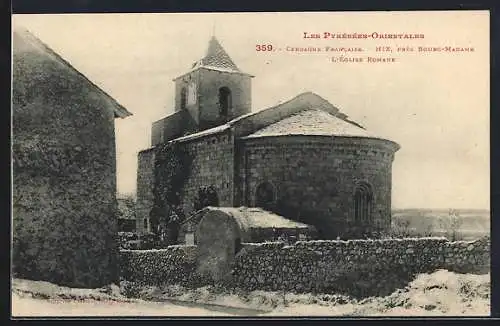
11,11,490,317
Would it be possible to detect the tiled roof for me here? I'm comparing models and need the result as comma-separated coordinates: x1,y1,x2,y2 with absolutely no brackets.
243,109,377,139
191,36,240,73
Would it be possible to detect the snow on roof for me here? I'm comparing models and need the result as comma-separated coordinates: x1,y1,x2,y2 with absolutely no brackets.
168,92,343,143
172,124,231,143
209,207,313,230
230,92,343,126
243,109,379,139
162,92,397,146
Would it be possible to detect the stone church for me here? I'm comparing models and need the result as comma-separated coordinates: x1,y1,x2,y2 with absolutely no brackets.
136,36,400,239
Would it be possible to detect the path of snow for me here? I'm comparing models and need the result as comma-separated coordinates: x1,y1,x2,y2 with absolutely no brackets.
12,292,234,317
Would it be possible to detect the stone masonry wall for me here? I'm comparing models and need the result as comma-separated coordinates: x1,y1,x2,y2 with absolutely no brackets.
172,68,252,132
119,245,207,287
231,237,490,297
135,130,235,231
136,149,155,234
12,31,119,287
197,69,252,129
151,112,184,145
119,237,490,298
180,131,235,215
239,136,396,239
174,69,201,126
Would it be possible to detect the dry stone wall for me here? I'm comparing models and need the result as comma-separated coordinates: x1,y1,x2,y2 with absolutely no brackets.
119,245,208,287
119,237,489,298
232,237,490,297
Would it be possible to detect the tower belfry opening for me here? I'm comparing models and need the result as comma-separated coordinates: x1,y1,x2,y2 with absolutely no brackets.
148,36,254,143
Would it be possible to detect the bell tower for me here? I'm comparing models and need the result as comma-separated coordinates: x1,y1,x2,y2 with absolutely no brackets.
172,36,254,131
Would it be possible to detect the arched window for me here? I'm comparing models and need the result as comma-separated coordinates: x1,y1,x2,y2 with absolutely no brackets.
180,87,187,110
193,185,219,211
354,182,373,224
218,87,232,119
255,182,276,210
205,187,219,207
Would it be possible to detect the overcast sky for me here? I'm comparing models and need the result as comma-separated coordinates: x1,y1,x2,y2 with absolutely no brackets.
13,11,490,209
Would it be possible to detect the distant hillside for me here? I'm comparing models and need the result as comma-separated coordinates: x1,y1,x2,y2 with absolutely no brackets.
391,208,490,240
392,208,490,216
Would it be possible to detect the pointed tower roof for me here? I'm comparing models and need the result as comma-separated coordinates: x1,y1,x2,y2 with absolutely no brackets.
194,36,240,72
174,36,253,80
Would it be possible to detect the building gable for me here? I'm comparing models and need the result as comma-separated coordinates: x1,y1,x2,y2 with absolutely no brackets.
242,109,376,139
13,27,132,119
230,92,357,137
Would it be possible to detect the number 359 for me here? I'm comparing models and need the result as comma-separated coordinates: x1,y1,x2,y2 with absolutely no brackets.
256,44,273,51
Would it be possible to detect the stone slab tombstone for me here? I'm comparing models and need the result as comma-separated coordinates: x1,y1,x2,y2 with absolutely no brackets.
195,209,241,283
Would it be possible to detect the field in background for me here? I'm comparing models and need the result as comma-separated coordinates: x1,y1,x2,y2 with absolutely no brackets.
391,209,490,241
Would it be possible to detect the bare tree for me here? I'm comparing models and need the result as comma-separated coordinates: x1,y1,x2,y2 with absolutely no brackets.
447,209,463,241
391,218,411,238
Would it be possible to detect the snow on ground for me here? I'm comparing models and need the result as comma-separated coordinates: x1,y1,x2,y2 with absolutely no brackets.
353,270,490,316
11,292,233,317
265,270,490,316
140,270,490,316
12,278,126,302
11,270,490,317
